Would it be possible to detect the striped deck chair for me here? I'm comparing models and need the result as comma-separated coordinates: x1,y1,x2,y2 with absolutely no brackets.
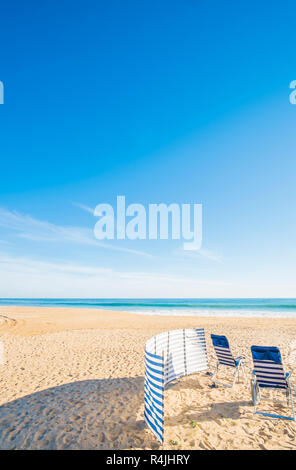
251,346,295,421
211,334,245,388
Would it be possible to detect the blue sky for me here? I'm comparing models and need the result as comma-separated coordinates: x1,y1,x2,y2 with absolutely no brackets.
0,0,296,297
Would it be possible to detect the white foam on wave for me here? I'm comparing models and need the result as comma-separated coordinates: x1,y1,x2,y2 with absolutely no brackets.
112,307,296,319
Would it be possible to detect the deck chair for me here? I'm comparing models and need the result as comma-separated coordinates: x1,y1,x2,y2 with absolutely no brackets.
211,334,245,388
251,346,295,421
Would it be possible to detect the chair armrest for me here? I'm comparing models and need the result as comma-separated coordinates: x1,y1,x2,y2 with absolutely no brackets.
235,356,245,361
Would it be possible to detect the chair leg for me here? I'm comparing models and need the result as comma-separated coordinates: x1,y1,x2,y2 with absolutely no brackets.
232,366,239,388
211,362,219,387
212,362,243,388
286,388,290,407
287,379,295,421
242,363,246,380
233,361,245,387
251,378,260,413
253,379,294,421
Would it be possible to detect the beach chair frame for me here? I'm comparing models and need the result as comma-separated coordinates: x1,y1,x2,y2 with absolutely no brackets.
251,346,295,422
211,334,246,388
211,357,246,388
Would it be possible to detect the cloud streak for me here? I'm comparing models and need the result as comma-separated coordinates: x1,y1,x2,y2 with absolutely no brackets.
73,202,94,215
0,207,152,258
0,251,231,297
174,246,223,263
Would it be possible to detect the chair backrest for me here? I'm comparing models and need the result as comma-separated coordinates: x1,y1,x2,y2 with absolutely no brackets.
211,334,236,367
251,346,287,389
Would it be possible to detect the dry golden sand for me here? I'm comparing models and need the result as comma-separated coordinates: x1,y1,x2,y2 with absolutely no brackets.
0,306,296,450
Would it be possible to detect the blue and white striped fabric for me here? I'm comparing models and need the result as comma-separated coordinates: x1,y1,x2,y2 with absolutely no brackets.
251,346,288,389
144,328,208,443
211,334,236,367
164,329,207,384
144,348,164,443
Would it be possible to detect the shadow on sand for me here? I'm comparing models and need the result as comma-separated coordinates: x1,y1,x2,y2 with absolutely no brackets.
0,376,162,450
165,400,251,428
0,374,253,449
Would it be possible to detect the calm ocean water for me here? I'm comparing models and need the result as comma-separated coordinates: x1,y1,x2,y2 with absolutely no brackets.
0,298,296,318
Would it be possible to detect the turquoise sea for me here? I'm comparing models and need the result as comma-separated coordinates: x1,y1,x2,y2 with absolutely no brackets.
0,298,296,318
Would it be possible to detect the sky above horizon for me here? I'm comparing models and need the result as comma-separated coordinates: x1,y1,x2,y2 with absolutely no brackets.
0,0,296,298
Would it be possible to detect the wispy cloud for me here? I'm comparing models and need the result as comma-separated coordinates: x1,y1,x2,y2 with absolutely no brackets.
0,239,11,245
74,202,223,263
5,249,292,298
174,246,223,263
0,252,112,277
0,252,230,287
195,248,223,263
0,207,152,258
73,202,94,214
0,206,222,265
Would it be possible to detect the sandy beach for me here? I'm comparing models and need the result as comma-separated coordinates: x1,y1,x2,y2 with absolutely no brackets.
0,306,296,450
